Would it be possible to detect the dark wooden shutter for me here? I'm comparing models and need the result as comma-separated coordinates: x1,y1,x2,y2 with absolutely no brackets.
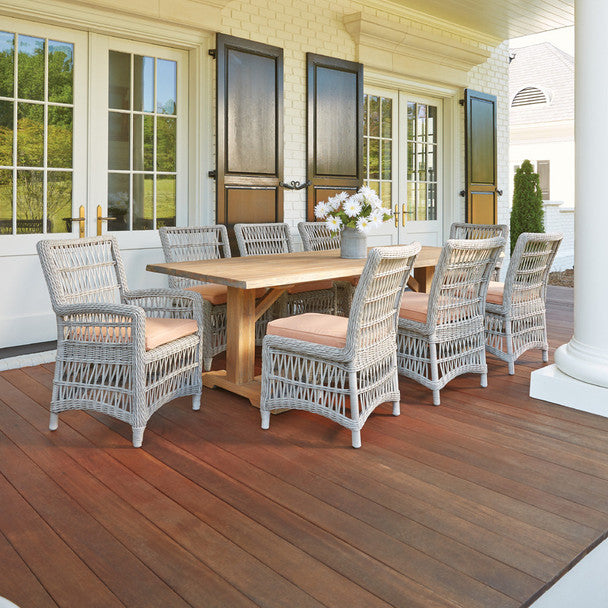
464,89,498,224
306,53,363,220
215,34,284,238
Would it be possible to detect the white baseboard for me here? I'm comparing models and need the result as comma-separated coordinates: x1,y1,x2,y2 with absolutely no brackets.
0,350,57,372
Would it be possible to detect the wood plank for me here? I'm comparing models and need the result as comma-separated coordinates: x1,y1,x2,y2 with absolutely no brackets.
226,286,256,384
0,529,58,608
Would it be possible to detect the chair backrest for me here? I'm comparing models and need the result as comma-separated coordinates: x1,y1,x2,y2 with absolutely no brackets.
298,221,340,251
37,236,127,311
159,225,231,288
346,243,421,358
449,222,509,241
234,223,294,256
502,232,562,308
426,237,506,328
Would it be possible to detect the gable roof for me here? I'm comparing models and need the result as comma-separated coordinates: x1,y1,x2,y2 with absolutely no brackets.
509,42,574,125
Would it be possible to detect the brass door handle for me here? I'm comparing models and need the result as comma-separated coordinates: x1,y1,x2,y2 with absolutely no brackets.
394,204,398,228
402,204,407,227
97,205,116,236
69,205,86,238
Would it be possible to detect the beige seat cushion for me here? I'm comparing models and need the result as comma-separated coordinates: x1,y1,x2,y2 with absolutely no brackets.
399,292,429,324
267,313,348,348
187,283,266,305
486,281,504,305
145,318,198,350
287,279,335,295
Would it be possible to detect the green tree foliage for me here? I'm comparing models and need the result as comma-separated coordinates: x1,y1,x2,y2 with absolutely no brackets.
510,159,544,253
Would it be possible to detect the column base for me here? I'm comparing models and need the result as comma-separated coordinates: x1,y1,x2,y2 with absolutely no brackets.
530,364,608,418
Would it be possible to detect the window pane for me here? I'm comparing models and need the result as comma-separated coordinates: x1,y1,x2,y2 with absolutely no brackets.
47,171,72,232
48,106,72,168
381,97,392,138
48,40,74,104
108,173,130,231
109,51,130,110
427,145,436,182
407,142,415,181
380,182,391,209
132,114,153,171
16,169,43,233
367,180,379,196
407,102,415,139
157,59,176,115
362,136,367,177
363,95,368,135
156,116,176,171
428,105,437,144
427,183,437,221
0,100,13,166
417,183,427,221
417,143,427,181
368,138,379,180
417,104,427,141
156,175,175,227
18,35,44,101
17,102,44,166
133,55,154,113
406,182,415,219
0,169,12,233
368,95,379,138
0,32,15,98
381,140,391,181
132,173,153,229
108,111,130,170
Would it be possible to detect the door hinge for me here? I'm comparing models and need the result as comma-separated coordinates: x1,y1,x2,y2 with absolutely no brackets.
208,49,216,58
459,99,465,106
208,170,217,179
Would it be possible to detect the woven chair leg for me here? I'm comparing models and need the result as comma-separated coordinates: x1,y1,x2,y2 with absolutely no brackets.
351,430,361,449
49,412,58,431
508,361,515,375
192,393,201,411
432,390,441,406
392,401,400,416
203,357,213,371
261,410,270,430
481,373,488,388
132,426,145,448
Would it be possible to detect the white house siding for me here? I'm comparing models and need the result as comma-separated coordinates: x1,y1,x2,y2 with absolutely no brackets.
0,0,510,350
543,201,574,270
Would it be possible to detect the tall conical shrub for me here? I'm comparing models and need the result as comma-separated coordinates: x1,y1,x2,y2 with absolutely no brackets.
510,159,544,253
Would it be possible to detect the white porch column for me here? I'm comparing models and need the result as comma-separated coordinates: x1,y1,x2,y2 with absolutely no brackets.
530,0,608,414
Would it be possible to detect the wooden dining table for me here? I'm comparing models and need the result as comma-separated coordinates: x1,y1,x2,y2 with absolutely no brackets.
147,246,441,406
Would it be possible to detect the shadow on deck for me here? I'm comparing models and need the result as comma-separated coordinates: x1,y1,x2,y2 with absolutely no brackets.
1,286,607,608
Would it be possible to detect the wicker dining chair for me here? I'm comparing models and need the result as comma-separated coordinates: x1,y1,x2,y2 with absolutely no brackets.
297,221,356,316
235,222,337,318
37,236,203,447
261,242,421,448
397,237,506,405
449,222,509,281
159,225,233,370
485,232,562,374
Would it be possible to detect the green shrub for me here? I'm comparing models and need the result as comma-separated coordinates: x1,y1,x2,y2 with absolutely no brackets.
510,159,545,253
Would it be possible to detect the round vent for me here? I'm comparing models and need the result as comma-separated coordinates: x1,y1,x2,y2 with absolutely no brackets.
511,87,548,107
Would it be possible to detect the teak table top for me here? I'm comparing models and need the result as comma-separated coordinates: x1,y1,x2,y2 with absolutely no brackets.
146,246,442,289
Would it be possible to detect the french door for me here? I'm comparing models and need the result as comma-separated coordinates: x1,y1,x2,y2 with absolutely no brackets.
0,17,189,348
364,88,443,247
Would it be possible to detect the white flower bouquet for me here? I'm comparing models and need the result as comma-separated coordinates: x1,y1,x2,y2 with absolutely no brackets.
314,186,392,233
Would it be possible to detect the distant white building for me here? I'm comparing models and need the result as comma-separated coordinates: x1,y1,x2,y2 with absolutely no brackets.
509,42,574,270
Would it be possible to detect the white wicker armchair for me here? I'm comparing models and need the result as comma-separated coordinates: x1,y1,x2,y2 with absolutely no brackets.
260,243,421,448
159,225,231,370
37,236,203,447
297,221,355,316
449,222,509,281
485,232,562,374
397,237,506,405
234,222,337,317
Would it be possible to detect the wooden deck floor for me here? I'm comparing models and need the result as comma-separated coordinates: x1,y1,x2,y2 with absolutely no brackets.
2,286,607,608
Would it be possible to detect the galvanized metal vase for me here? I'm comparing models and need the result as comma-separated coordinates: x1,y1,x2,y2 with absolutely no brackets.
340,226,368,259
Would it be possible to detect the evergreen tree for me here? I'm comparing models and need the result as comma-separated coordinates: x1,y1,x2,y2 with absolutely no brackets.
510,159,544,253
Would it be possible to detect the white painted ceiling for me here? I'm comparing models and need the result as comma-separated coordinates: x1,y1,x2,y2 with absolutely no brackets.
389,0,574,40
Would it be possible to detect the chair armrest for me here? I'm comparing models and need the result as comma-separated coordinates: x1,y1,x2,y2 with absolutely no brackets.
262,333,351,363
123,288,204,328
54,302,146,350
